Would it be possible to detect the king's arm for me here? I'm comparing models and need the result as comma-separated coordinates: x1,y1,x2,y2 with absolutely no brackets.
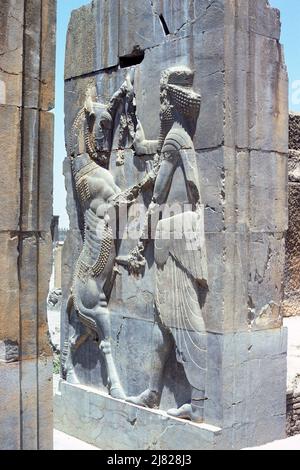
133,121,159,156
110,163,159,208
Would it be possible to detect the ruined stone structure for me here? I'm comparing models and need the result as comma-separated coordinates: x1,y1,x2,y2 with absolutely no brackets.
283,113,300,317
55,0,289,450
284,113,300,436
287,388,300,436
0,0,56,450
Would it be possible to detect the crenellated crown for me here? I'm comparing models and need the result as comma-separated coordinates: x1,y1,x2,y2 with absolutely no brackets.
161,66,194,89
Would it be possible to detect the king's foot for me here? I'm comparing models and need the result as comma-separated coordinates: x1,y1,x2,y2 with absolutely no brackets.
126,389,160,408
66,367,80,385
167,403,204,423
109,383,126,400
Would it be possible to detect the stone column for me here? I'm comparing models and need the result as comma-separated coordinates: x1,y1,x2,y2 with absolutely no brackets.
0,0,56,450
55,0,288,450
202,0,288,445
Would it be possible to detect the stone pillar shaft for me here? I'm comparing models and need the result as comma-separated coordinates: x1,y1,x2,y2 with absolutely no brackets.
0,0,56,450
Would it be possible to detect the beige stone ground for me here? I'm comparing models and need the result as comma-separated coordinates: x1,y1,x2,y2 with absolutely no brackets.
54,430,98,450
245,435,300,450
53,429,300,450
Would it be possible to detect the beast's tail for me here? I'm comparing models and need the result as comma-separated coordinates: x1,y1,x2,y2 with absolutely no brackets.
61,295,75,379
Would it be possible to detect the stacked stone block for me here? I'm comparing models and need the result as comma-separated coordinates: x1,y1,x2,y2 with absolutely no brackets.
0,0,56,450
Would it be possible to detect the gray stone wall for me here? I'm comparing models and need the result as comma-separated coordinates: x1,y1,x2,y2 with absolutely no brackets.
0,0,56,450
58,0,288,449
283,113,300,317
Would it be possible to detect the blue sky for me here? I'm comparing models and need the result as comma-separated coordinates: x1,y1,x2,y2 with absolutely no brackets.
54,0,91,227
271,0,300,110
54,0,300,227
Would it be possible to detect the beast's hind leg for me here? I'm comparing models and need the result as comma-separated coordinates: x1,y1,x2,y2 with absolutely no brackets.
63,297,90,384
75,279,125,399
94,302,125,400
65,327,90,384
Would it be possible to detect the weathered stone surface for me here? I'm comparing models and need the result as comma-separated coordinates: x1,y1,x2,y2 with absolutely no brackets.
65,3,96,80
37,356,53,450
249,151,288,233
22,0,56,110
0,362,21,449
65,0,119,80
205,328,287,437
197,148,225,233
60,0,288,450
55,381,222,450
23,0,43,109
0,233,20,344
20,109,54,232
0,0,55,450
119,0,164,57
40,0,56,111
249,233,285,328
152,0,225,38
224,3,288,154
39,112,54,231
247,38,287,154
20,358,39,449
0,105,21,231
19,235,39,361
225,35,288,154
14,356,53,450
244,0,280,40
38,233,53,357
55,327,286,450
0,340,19,363
0,0,24,107
21,108,40,231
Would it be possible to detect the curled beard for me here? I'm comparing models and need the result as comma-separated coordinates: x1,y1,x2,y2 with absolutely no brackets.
158,102,174,153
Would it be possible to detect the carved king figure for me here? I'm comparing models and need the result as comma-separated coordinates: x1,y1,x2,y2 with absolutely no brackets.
118,66,208,423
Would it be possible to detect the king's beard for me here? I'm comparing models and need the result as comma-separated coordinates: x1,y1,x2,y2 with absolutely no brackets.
158,103,174,153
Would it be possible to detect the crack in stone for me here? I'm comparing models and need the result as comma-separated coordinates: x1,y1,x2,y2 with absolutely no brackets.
148,0,158,17
8,13,23,26
0,46,19,56
147,422,177,449
116,318,125,346
0,66,20,77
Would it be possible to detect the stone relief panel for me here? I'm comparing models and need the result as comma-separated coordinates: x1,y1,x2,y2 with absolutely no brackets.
61,0,287,429
63,65,211,421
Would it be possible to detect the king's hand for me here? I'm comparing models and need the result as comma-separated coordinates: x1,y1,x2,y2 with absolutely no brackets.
115,242,146,275
133,121,147,155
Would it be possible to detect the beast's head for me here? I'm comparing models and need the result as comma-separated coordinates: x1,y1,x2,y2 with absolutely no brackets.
84,91,114,165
